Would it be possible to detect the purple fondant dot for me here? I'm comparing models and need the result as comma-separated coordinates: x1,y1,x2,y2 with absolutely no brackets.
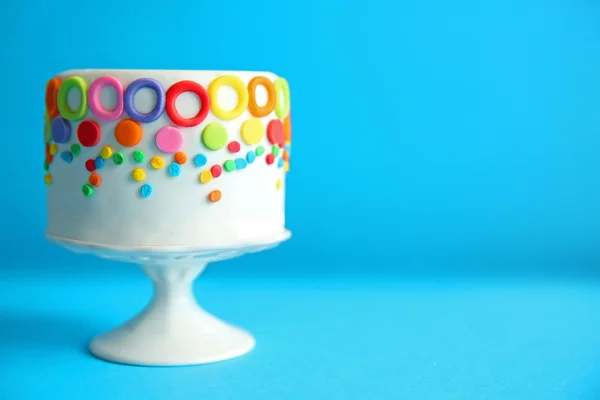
51,117,71,144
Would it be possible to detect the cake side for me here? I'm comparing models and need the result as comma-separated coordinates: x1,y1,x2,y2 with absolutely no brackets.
44,70,292,247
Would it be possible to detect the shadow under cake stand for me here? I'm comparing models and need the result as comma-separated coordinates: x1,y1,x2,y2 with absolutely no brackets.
47,230,291,366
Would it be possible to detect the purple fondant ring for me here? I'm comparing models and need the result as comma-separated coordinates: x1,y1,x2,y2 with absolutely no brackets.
88,76,124,121
124,78,165,123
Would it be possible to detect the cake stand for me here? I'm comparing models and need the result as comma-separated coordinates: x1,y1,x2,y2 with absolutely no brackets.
46,230,291,367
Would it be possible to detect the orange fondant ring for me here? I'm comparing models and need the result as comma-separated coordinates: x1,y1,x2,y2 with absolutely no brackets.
248,76,277,118
46,77,62,119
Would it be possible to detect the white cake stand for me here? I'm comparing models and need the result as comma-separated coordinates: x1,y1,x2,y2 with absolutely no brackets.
46,230,291,367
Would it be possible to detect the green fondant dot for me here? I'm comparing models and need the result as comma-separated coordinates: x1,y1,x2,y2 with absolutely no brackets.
82,184,94,197
272,145,280,157
70,144,81,156
202,123,228,150
43,162,49,171
113,152,125,165
133,150,145,163
44,118,51,144
223,160,236,172
256,146,265,156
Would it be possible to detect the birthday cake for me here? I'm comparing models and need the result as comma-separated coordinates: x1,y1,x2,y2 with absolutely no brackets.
43,70,291,248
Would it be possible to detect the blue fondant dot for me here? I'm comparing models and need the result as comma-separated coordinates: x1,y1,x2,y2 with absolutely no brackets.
168,163,181,177
194,153,207,167
284,145,291,155
235,158,247,170
141,184,153,197
60,151,73,163
94,156,105,169
50,117,71,144
277,158,284,168
246,151,256,164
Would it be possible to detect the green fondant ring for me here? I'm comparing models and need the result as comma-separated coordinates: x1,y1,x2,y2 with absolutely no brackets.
57,76,88,121
274,78,290,119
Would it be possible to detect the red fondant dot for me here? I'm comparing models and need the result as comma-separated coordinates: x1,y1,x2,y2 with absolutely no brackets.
267,120,285,147
45,154,53,164
211,164,222,178
266,153,275,165
228,141,241,153
77,120,101,147
85,159,96,172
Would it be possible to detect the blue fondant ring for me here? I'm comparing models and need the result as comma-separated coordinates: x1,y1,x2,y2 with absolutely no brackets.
124,78,166,123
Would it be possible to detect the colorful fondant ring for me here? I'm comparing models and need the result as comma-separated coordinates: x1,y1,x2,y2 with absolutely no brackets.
57,76,88,121
165,80,210,127
88,76,124,121
208,75,249,120
45,77,62,119
248,77,277,117
124,78,166,123
274,78,290,119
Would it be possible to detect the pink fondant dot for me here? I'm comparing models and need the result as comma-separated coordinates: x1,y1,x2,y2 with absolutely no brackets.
155,126,183,153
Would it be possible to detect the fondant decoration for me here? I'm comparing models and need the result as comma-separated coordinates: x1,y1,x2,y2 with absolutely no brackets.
277,158,284,168
247,77,276,117
282,150,289,161
274,78,290,119
77,120,101,147
85,159,96,172
100,146,113,160
223,160,236,172
140,184,153,197
246,151,256,164
240,118,264,145
208,75,248,120
168,163,181,177
51,117,71,143
199,170,212,183
266,154,274,165
44,173,52,185
71,144,81,156
208,190,222,203
49,144,58,155
151,156,165,169
44,116,52,143
267,120,285,147
45,154,53,165
115,119,142,147
228,141,241,153
194,153,207,167
284,161,290,172
131,168,146,181
284,114,292,144
45,77,62,119
45,144,50,156
89,173,102,187
113,152,125,165
276,178,283,190
201,123,228,150
43,162,49,171
94,156,105,169
210,164,222,178
155,126,183,153
166,80,209,127
88,76,124,121
272,145,280,157
60,151,73,163
174,151,187,164
82,184,94,196
133,150,145,163
235,158,247,170
124,78,165,123
57,76,88,121
255,146,265,156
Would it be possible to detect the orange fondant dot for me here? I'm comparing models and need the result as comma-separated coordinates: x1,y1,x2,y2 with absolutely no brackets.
89,173,102,187
115,118,143,147
208,190,222,203
46,77,61,119
284,114,292,144
174,151,187,164
282,150,290,161
45,154,53,164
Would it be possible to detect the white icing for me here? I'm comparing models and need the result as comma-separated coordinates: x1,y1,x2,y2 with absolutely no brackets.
46,70,287,247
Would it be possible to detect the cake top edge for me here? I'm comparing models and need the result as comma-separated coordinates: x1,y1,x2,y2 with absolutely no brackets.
55,69,282,80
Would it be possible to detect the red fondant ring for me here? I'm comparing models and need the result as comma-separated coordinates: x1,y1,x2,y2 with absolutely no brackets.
165,80,210,127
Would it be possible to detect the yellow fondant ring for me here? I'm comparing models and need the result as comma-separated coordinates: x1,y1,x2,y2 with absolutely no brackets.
274,78,290,119
208,75,249,120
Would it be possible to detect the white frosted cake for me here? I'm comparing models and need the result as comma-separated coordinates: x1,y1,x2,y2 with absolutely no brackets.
43,70,291,248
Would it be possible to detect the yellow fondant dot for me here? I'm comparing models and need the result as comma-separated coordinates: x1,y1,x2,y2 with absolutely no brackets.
199,170,213,184
132,168,146,181
241,118,265,145
44,173,52,185
283,161,290,172
100,146,113,160
49,144,58,155
151,156,165,169
276,179,283,190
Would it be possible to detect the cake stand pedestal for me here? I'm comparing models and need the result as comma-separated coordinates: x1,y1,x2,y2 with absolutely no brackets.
47,231,291,366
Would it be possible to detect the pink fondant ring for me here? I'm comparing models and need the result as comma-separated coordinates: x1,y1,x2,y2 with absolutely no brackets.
88,76,124,121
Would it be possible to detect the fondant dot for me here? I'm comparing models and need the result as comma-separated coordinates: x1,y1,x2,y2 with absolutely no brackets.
223,160,236,172
194,153,207,167
60,151,73,163
151,156,165,169
77,120,101,147
278,158,284,168
276,179,283,190
208,190,222,203
282,150,290,161
45,144,50,156
131,168,145,181
174,151,187,164
228,141,241,153
100,146,113,160
246,151,256,164
51,117,71,143
284,161,290,172
284,145,291,155
266,153,275,165
284,114,292,144
141,184,153,197
168,163,181,177
210,164,222,178
235,158,247,170
45,154,53,165
43,162,49,171
201,123,228,150
44,173,52,185
115,119,142,147
44,117,52,144
155,126,183,154
267,120,285,147
85,159,96,172
71,144,81,156
95,156,104,169
255,146,265,156
113,152,125,165
89,173,102,186
272,145,280,157
82,184,94,197
241,119,264,145
133,150,145,163
199,170,212,183
49,144,58,155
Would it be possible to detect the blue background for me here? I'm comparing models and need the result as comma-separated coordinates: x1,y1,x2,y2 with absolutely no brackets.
2,0,600,398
